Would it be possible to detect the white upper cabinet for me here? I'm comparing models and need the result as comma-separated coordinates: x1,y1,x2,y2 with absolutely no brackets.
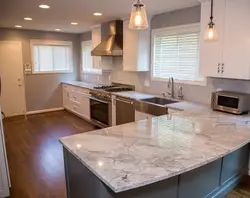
123,20,150,72
199,0,225,78
92,26,102,69
222,0,250,79
199,0,250,80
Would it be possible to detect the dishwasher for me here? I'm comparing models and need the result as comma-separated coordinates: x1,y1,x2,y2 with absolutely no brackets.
115,96,135,125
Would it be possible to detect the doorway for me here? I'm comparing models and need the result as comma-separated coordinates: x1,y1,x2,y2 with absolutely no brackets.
0,41,26,117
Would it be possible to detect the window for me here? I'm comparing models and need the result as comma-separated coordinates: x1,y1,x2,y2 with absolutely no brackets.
151,23,205,85
81,41,101,74
30,40,73,73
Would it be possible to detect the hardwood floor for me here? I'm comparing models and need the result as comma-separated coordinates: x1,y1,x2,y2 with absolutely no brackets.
3,110,96,198
2,110,250,198
226,176,250,198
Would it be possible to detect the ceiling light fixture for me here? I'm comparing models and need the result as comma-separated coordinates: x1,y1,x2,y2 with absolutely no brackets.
93,13,102,16
55,29,61,31
204,0,218,41
71,22,78,25
39,5,50,9
129,0,148,30
15,25,22,28
24,17,32,21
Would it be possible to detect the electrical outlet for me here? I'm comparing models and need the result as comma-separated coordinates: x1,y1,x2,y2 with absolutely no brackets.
144,79,150,87
97,76,100,82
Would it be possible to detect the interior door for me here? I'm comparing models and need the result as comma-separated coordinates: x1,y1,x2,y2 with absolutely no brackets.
0,41,26,117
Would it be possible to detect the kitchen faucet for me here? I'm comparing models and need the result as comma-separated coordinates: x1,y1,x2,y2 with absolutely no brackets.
168,77,175,99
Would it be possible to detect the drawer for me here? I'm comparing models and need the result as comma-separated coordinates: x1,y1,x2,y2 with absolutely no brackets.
62,84,70,90
69,99,81,114
72,86,89,94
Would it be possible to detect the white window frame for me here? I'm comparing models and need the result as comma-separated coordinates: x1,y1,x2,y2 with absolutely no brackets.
151,23,207,86
81,41,102,75
30,39,74,74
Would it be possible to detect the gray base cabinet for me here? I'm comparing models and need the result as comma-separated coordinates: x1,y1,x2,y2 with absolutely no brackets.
63,144,249,198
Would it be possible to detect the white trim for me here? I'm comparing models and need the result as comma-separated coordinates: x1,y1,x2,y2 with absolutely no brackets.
81,40,102,75
30,40,74,74
151,23,206,86
26,107,64,115
151,77,207,86
152,23,200,35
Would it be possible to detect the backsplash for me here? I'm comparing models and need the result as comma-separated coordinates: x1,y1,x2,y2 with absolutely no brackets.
81,69,250,105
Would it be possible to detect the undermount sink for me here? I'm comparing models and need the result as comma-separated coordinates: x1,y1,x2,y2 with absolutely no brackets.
140,97,179,106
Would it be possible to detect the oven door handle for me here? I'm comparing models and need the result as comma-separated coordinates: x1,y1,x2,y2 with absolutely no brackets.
115,98,134,105
88,96,110,104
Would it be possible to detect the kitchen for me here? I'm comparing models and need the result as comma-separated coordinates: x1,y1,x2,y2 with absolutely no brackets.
1,0,250,197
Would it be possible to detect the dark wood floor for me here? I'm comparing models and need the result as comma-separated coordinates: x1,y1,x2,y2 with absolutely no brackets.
3,110,96,198
2,110,250,198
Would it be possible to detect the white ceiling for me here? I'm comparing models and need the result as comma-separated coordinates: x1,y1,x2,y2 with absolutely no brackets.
0,0,200,33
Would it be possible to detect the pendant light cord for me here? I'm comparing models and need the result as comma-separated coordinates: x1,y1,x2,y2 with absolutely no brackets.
210,0,214,21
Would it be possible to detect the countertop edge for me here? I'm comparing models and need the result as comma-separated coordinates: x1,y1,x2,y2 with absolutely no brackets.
59,129,250,193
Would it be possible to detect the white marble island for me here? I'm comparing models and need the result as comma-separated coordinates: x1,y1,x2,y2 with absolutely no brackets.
60,108,250,198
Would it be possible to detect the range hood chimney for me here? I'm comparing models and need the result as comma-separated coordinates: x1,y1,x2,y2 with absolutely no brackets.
91,20,123,56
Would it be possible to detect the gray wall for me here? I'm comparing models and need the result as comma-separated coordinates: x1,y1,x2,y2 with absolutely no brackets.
80,6,250,105
0,28,80,111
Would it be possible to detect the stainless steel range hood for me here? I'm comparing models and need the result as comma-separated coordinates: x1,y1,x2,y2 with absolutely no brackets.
91,20,123,56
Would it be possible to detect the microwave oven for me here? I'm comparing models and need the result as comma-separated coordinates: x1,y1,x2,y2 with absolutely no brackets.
211,91,250,115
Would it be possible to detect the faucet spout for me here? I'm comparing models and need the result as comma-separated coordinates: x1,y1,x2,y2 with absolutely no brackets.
171,77,174,99
167,77,175,99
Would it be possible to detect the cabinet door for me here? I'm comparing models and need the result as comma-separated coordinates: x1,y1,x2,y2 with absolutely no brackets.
62,85,70,109
81,93,90,120
199,0,225,78
123,20,139,71
92,26,102,69
222,0,250,79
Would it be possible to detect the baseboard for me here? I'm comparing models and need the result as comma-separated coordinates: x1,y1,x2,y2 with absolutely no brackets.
209,173,242,198
26,107,64,115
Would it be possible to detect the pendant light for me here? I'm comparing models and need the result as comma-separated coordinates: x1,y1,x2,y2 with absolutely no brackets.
204,0,218,41
129,0,149,30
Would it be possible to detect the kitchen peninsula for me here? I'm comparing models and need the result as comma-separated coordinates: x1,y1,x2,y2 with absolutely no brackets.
60,104,250,198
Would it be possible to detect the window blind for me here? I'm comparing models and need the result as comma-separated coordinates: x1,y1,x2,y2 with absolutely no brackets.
152,25,201,81
82,42,93,70
32,42,72,73
81,41,101,74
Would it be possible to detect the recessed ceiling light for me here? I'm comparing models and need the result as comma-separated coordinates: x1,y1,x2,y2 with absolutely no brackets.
93,13,102,16
39,5,50,9
24,17,32,21
55,29,61,31
71,22,78,25
15,25,22,28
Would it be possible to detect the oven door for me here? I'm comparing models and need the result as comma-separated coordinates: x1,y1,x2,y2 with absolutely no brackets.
89,96,112,128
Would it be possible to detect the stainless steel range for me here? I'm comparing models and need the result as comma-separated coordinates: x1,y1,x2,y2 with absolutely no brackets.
89,83,134,128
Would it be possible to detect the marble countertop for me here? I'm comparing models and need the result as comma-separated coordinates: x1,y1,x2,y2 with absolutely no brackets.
60,80,250,193
60,110,250,193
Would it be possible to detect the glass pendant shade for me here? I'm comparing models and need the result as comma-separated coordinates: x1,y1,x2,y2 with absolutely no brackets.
204,0,218,41
129,0,149,30
204,23,218,41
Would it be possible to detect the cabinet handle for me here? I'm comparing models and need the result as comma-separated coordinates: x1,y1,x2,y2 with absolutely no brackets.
221,63,224,74
217,63,221,73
